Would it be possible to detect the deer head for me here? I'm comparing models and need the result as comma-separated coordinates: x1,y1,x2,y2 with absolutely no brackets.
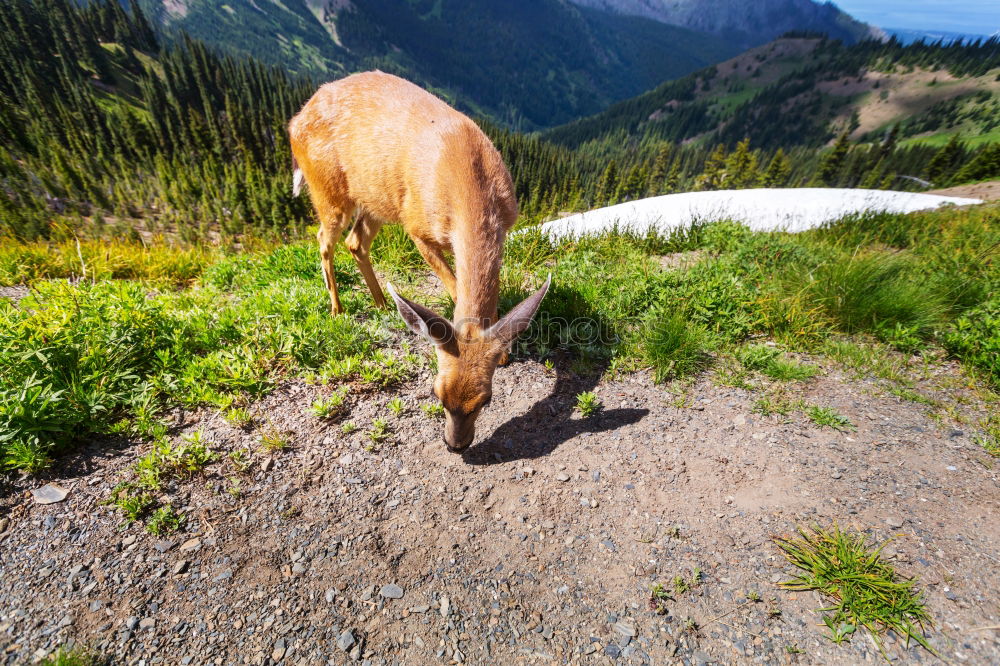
387,277,551,452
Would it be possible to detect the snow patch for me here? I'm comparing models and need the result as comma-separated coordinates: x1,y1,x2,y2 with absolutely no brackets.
537,188,982,240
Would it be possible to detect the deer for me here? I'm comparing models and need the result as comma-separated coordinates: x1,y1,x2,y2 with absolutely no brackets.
288,71,550,452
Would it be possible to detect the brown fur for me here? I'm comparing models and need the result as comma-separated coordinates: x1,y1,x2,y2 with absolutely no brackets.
289,71,535,452
288,71,517,319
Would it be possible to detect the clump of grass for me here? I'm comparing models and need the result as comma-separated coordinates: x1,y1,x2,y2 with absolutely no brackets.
774,525,934,658
41,646,104,666
738,344,817,381
753,392,796,417
420,403,444,419
575,391,601,417
387,396,406,417
794,251,947,345
259,423,288,452
340,421,358,434
146,504,184,535
641,313,712,383
309,386,349,420
976,416,1000,457
224,406,254,428
805,405,855,431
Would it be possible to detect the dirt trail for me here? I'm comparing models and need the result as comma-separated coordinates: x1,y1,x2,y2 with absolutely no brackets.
927,180,1000,202
1,355,999,665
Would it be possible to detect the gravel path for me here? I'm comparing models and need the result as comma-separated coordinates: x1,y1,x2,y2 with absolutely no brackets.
1,355,998,665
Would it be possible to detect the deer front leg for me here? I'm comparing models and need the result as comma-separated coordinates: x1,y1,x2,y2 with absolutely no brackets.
345,210,387,309
412,236,458,302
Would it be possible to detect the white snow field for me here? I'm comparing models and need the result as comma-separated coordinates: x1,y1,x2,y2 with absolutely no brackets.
537,188,983,240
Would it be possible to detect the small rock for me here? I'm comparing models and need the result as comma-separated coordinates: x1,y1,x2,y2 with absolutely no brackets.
272,638,286,661
541,520,555,530
885,517,904,529
172,560,189,575
179,538,201,552
262,458,274,472
0,517,9,533
291,562,307,575
694,649,714,665
554,472,570,482
139,618,156,630
614,622,637,637
31,484,68,504
89,600,104,612
325,589,336,603
831,472,842,479
337,630,355,651
380,583,404,599
603,644,621,658
153,539,177,553
440,596,451,618
125,617,139,630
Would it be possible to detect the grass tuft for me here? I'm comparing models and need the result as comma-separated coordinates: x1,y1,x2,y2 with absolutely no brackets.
641,313,712,383
805,405,855,431
774,525,934,658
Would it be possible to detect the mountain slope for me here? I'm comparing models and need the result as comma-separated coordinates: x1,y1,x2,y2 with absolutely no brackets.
134,0,735,128
568,0,879,47
544,36,1000,149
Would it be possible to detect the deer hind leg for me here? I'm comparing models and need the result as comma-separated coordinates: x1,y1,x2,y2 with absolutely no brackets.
317,212,351,315
344,209,387,309
411,236,458,302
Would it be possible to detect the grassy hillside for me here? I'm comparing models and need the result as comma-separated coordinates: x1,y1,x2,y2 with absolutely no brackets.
2,203,998,476
138,0,739,129
545,35,1000,150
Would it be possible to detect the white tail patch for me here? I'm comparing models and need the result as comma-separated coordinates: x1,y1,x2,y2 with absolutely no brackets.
292,168,305,197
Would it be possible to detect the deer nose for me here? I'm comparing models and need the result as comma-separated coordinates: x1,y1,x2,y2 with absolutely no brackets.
444,431,474,453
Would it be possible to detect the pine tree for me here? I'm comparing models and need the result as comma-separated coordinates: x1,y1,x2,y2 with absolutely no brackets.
811,132,851,186
761,149,791,187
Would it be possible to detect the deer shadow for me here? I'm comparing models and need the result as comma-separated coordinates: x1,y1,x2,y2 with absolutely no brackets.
463,281,649,465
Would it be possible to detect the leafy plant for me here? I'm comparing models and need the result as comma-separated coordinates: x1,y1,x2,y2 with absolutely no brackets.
387,397,406,416
310,386,349,420
420,403,444,419
774,525,934,658
368,418,390,444
340,421,358,434
146,505,184,535
805,405,855,431
107,484,155,523
259,424,288,452
575,391,602,417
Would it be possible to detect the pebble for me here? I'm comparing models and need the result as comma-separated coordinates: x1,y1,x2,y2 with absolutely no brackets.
272,638,286,661
139,618,156,630
440,596,451,617
337,630,356,651
614,621,637,637
179,538,201,552
172,561,189,575
554,472,570,482
886,517,904,529
380,583,404,599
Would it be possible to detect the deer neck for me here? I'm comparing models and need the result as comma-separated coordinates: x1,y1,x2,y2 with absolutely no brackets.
453,211,504,330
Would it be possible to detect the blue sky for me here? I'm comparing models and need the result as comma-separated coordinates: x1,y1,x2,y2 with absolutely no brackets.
833,0,999,36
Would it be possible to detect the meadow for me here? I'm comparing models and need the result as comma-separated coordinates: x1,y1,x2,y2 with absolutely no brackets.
1,203,998,476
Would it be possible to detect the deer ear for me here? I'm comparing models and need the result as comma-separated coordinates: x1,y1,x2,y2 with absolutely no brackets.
387,283,455,346
488,275,551,348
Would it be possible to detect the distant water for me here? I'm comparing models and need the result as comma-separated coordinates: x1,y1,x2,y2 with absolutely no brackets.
888,27,998,45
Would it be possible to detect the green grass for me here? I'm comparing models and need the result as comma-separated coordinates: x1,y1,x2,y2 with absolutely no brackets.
41,647,104,666
421,403,445,419
146,504,184,535
1,203,997,474
805,405,855,431
775,525,934,658
737,344,818,381
309,387,349,420
387,396,406,417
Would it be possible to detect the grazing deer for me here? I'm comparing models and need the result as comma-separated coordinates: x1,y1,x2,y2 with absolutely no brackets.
289,71,550,451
